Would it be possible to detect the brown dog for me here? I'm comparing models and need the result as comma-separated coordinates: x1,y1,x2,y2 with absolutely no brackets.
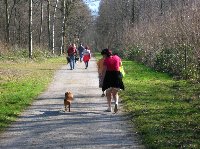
64,91,73,112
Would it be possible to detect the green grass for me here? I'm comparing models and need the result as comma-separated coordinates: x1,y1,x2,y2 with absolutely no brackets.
1,52,200,148
95,52,200,148
0,57,66,131
120,61,200,148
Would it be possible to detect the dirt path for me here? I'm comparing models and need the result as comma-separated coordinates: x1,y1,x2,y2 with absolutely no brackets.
0,57,144,149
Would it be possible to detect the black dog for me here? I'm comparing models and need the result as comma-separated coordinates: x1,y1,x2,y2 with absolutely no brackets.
66,56,71,64
75,56,79,63
67,56,79,64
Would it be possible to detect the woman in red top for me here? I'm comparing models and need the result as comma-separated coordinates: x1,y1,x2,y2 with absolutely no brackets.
101,49,124,113
83,46,91,69
67,43,77,70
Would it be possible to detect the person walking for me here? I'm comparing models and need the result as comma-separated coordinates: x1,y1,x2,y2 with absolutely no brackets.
101,48,124,113
97,53,106,97
83,46,91,69
77,43,85,62
67,43,77,70
113,53,125,78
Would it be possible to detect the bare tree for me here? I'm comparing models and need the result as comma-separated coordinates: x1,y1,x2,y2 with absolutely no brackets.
95,0,200,79
47,0,51,50
60,0,66,55
52,0,58,54
4,0,9,43
29,0,33,58
39,0,44,46
0,0,92,58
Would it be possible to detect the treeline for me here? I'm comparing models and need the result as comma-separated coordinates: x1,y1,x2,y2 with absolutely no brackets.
0,0,92,58
95,0,200,81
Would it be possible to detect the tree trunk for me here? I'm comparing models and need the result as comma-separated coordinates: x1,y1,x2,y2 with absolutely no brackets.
13,0,17,45
5,0,10,44
160,0,163,15
39,0,43,47
29,0,33,58
52,0,58,54
47,0,51,50
60,0,66,55
131,0,135,23
18,19,21,46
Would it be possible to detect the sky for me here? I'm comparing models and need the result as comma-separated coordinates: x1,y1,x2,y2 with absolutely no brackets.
84,0,100,15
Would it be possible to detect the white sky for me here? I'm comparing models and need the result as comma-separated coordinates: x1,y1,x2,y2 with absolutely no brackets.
84,0,100,15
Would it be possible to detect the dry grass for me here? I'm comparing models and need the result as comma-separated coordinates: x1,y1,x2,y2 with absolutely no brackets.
0,57,66,131
0,41,9,56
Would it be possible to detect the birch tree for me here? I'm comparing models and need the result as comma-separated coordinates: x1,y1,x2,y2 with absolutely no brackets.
47,0,51,50
29,0,33,58
60,0,66,55
5,0,9,43
0,0,92,57
39,0,44,46
52,0,58,54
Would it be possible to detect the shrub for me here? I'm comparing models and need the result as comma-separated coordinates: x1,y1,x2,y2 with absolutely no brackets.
127,46,145,62
0,42,9,57
111,45,146,62
111,48,127,59
154,45,199,79
0,46,54,61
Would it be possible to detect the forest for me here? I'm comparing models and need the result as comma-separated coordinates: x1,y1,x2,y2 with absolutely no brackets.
95,0,200,81
0,0,93,57
0,0,200,80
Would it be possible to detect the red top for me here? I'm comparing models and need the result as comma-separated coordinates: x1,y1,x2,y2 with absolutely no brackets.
83,49,91,62
67,46,77,56
104,55,121,71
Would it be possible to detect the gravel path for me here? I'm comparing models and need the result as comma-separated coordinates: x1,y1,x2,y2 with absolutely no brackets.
0,57,145,149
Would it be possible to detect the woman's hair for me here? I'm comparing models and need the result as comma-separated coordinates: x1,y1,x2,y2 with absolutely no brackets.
101,48,112,57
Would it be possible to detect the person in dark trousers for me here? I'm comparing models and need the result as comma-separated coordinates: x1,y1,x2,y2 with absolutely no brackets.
77,43,85,62
67,43,77,70
83,46,91,69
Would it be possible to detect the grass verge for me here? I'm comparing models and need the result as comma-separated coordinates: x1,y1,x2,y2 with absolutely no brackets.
121,61,200,148
95,52,200,148
0,57,66,132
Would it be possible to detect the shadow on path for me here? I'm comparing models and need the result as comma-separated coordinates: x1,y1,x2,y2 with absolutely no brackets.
0,57,145,149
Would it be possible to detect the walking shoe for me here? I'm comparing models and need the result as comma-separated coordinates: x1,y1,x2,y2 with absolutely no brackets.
105,107,112,112
114,104,118,113
101,93,105,97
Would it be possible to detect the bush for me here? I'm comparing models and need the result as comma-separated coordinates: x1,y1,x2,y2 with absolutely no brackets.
111,45,146,62
127,46,145,62
111,48,127,59
154,45,199,79
0,46,54,61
